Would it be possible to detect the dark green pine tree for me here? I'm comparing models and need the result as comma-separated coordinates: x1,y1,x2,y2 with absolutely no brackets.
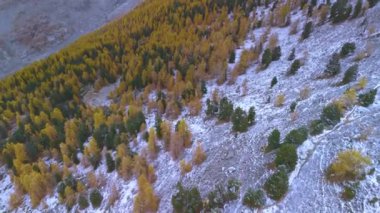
271,76,278,88
106,153,116,173
261,48,272,69
324,53,341,77
247,107,256,126
352,0,362,18
358,89,377,107
155,115,163,139
301,22,313,40
232,107,249,132
266,129,280,152
218,97,234,122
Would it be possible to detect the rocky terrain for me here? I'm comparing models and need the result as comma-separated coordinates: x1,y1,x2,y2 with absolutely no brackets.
0,0,379,212
0,0,142,78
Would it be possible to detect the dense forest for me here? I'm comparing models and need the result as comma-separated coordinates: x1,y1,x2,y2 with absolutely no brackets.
0,0,256,210
0,0,378,211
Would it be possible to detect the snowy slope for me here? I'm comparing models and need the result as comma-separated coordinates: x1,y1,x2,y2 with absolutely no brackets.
0,2,379,213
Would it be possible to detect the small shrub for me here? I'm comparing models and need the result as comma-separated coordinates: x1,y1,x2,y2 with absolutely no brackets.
356,77,368,90
358,89,377,107
326,150,371,182
264,169,289,201
284,127,308,146
172,183,203,213
272,46,282,61
271,76,278,88
243,189,266,209
309,119,324,136
275,144,298,172
90,189,103,208
78,195,89,210
266,129,281,152
9,191,23,210
108,185,120,207
290,102,297,113
289,19,299,35
321,102,343,127
299,86,310,100
339,64,358,85
288,48,296,61
342,186,356,201
301,22,313,40
324,53,341,78
274,93,285,107
193,143,207,165
319,5,330,24
180,160,192,175
340,42,356,58
268,34,279,49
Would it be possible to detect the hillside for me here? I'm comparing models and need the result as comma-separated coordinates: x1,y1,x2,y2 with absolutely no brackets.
0,0,379,212
0,0,142,78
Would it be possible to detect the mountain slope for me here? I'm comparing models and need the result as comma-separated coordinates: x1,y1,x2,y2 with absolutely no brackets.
0,0,379,212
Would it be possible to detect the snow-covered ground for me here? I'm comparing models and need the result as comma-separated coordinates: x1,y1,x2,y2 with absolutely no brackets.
0,2,379,213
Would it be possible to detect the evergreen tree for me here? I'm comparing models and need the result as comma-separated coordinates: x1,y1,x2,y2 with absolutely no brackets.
106,153,115,173
352,0,362,18
301,22,313,40
358,89,377,107
232,107,249,132
247,107,256,126
264,169,289,201
90,189,103,208
78,195,89,210
261,48,272,69
243,189,266,209
330,0,352,23
172,183,203,213
309,119,324,136
340,42,356,58
218,97,234,122
272,46,282,61
155,115,163,139
270,77,278,88
288,59,301,75
201,81,207,95
266,129,280,152
324,53,341,77
206,99,218,117
284,127,308,146
321,103,343,127
275,144,298,172
229,51,236,63
340,64,358,85
290,102,297,113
